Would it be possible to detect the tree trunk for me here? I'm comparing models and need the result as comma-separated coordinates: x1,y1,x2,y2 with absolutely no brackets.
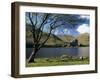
28,49,37,63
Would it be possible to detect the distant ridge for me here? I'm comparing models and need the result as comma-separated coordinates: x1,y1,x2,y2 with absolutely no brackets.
26,25,89,47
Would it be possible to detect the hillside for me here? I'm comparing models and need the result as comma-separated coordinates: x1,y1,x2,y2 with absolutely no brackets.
76,33,89,46
26,25,89,47
57,35,74,42
26,25,64,47
45,34,64,46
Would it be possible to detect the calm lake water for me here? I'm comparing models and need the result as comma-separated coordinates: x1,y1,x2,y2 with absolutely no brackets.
26,47,89,58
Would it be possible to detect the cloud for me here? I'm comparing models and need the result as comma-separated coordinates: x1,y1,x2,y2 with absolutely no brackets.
54,30,59,35
77,24,90,34
80,15,90,19
54,28,67,35
64,29,68,32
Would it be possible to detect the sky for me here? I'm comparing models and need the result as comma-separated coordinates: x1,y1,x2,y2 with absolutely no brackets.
53,15,90,36
54,23,90,36
77,24,89,34
77,15,90,34
26,12,90,37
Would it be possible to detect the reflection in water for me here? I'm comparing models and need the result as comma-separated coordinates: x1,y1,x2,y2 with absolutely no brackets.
26,47,89,58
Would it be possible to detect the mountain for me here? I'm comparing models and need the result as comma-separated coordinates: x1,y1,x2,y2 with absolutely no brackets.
42,33,64,46
26,33,64,47
26,25,64,46
57,35,74,42
76,33,89,46
26,25,89,47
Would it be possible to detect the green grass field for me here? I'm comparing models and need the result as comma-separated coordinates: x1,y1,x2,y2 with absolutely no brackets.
26,56,89,67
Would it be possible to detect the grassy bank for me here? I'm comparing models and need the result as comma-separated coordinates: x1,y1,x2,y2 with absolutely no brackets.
26,56,89,67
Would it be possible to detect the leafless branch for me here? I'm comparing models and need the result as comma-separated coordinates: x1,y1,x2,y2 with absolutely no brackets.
28,13,36,43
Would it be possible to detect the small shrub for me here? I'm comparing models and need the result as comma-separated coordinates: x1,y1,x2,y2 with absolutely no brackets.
45,58,50,62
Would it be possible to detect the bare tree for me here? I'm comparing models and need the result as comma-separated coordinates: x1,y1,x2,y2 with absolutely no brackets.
26,13,65,63
26,12,89,63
